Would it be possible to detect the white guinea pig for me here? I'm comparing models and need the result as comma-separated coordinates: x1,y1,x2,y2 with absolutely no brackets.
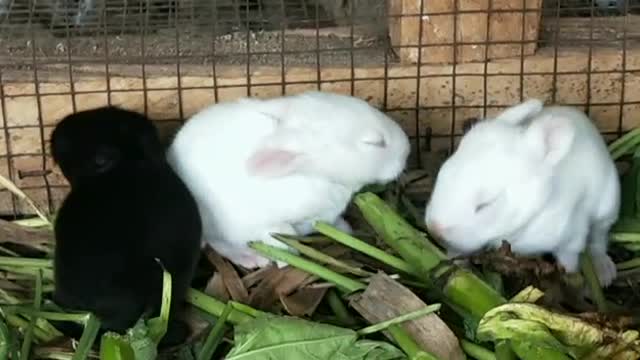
425,99,620,287
167,90,411,269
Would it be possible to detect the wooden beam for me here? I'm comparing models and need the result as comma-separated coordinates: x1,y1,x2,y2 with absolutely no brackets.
0,45,639,215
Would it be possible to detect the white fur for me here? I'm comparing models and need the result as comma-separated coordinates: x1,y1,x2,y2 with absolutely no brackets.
167,91,410,269
425,100,620,286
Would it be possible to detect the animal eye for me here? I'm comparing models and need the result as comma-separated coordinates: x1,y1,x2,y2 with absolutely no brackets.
475,202,490,213
475,193,500,213
364,139,386,147
362,133,387,148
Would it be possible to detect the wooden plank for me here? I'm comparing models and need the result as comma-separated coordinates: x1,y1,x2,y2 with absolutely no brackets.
389,0,543,64
0,45,639,216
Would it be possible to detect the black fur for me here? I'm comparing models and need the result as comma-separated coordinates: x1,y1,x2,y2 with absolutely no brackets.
50,106,202,347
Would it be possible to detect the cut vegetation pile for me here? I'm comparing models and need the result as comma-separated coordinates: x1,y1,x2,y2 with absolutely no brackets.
1,129,640,359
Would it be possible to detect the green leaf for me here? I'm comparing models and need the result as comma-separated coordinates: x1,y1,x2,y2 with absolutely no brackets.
225,314,406,360
340,340,408,360
197,302,232,360
477,303,640,360
100,333,136,360
100,319,158,360
147,264,172,345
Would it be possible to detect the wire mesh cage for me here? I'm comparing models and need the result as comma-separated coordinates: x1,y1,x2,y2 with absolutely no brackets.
0,0,638,216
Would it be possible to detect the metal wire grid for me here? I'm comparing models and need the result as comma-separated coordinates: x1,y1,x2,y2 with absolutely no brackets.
0,0,638,217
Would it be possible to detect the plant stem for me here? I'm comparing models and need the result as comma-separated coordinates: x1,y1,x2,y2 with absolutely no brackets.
442,269,507,321
357,304,441,336
229,301,265,318
2,309,89,324
579,251,608,312
353,193,446,277
197,303,232,360
272,234,373,277
71,314,100,360
19,270,42,360
249,242,366,294
148,267,172,345
608,127,640,160
610,232,640,243
326,289,357,327
387,325,440,360
313,221,419,276
0,257,53,268
616,257,640,270
460,340,496,360
185,289,255,325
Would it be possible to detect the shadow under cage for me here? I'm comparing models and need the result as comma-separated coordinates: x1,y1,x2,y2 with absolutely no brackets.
0,0,638,216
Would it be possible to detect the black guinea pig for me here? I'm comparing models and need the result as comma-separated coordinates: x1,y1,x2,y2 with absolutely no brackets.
50,106,202,347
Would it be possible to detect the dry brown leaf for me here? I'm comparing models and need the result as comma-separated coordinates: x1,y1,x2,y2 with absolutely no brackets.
350,272,465,360
0,219,53,247
274,267,315,296
280,287,329,317
204,271,230,302
204,246,249,303
248,268,286,311
241,265,277,289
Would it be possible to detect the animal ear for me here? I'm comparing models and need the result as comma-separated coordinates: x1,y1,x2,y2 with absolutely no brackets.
246,129,306,177
523,114,575,166
494,99,544,126
246,146,303,177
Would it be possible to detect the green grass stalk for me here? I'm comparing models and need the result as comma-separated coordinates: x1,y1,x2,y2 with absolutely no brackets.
579,252,608,312
272,234,373,277
249,242,366,294
185,289,255,325
326,289,357,327
357,304,441,336
0,257,53,268
71,314,100,360
19,270,42,360
313,221,419,276
616,257,640,270
460,340,496,360
197,303,233,360
387,325,440,360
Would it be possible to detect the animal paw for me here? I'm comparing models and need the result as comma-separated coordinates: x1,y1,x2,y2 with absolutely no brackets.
555,251,580,274
333,217,353,234
591,254,617,287
228,252,272,269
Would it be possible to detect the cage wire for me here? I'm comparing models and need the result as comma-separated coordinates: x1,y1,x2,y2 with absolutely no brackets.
0,0,638,216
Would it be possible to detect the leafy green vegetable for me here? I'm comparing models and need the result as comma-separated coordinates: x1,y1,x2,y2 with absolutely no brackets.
100,333,136,360
477,303,640,360
100,319,158,360
225,314,406,360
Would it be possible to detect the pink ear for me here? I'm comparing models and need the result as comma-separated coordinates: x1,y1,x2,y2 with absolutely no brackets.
246,147,301,177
